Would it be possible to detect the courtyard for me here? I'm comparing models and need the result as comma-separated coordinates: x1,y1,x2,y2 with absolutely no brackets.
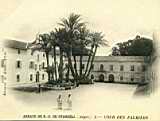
0,82,154,120
9,83,139,112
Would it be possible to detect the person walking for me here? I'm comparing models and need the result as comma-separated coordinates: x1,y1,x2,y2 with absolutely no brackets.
57,94,62,110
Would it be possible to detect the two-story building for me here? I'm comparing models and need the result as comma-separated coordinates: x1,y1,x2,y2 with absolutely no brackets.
0,39,56,89
89,56,146,83
64,56,147,84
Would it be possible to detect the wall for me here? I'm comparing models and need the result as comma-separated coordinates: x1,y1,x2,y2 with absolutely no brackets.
3,47,49,87
64,56,146,84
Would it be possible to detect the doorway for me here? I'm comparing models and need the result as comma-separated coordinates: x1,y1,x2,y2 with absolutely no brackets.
99,74,105,82
108,74,114,82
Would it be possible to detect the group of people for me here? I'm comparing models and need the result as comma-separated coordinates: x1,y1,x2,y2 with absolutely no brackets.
57,94,72,110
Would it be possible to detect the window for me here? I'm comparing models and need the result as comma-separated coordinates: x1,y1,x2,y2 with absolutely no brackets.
120,65,124,71
130,65,134,71
39,65,41,70
142,65,146,72
110,65,113,71
4,52,6,55
30,74,33,81
1,59,5,67
120,76,123,81
37,54,39,61
42,74,45,80
42,62,45,69
29,61,34,69
16,60,21,68
35,64,37,70
16,75,20,82
100,64,104,71
18,49,20,54
43,53,45,57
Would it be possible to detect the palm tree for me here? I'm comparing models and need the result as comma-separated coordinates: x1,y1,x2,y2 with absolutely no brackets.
50,31,58,81
75,27,91,79
58,13,86,81
86,32,108,77
53,28,67,82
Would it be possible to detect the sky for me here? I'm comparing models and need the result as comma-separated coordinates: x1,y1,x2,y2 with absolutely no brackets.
0,0,160,55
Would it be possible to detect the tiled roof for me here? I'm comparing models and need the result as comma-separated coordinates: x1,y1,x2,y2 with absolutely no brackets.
64,55,145,62
93,56,145,62
2,39,28,50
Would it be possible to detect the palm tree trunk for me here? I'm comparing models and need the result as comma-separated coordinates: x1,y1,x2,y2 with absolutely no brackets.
79,55,83,77
73,55,78,77
87,45,98,77
67,52,76,79
45,52,50,82
84,45,94,76
52,69,54,81
53,46,58,81
59,47,63,81
66,64,70,81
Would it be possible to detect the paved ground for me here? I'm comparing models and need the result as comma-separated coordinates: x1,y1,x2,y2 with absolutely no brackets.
9,82,138,112
0,82,155,120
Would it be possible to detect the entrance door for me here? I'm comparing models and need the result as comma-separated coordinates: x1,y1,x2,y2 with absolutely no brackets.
108,74,114,82
99,74,104,82
36,71,39,82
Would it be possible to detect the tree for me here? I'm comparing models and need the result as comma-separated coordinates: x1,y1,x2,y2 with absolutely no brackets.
50,31,58,81
86,32,107,77
112,35,153,56
128,36,153,56
58,13,86,82
53,28,69,82
57,13,108,84
31,13,108,85
73,27,91,79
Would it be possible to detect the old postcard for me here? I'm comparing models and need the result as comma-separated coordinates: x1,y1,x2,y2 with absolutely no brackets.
0,0,160,121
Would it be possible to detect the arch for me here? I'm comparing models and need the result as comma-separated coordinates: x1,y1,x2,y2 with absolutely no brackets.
108,74,114,82
99,74,105,82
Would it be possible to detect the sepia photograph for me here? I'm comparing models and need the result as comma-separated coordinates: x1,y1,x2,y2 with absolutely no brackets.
0,0,160,120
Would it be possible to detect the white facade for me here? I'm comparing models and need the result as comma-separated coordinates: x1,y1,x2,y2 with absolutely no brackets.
90,56,146,83
0,39,55,89
6,48,49,87
65,56,146,84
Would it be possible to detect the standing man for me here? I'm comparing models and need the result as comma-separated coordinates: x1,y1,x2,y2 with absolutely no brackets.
67,94,72,110
57,94,62,110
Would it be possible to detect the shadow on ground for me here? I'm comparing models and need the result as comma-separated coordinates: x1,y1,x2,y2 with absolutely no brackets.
12,86,52,93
